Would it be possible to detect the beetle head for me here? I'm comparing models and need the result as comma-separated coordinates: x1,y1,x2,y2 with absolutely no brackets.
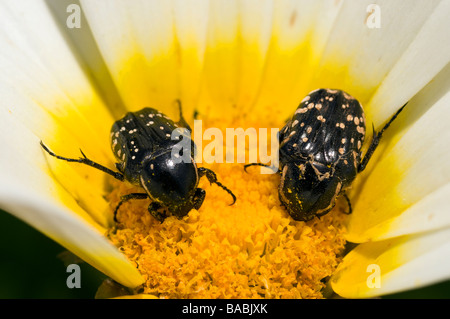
140,150,200,217
278,160,343,221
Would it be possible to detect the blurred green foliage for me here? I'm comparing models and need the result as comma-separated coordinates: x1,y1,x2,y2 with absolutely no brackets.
0,209,105,298
1,208,449,299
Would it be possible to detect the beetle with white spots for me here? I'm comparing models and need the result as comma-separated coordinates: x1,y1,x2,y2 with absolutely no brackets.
41,102,236,224
246,88,406,221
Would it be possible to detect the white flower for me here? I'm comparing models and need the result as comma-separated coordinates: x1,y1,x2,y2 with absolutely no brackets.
1,0,450,298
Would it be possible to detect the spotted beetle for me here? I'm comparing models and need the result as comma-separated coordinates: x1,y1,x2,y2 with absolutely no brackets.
245,88,406,221
41,101,236,223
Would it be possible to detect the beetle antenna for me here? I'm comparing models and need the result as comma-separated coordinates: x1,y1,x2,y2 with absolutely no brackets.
198,167,236,205
40,141,125,181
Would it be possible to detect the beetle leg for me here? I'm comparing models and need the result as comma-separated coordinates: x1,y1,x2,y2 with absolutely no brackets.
358,103,407,172
342,192,352,215
147,202,166,223
243,163,281,174
40,141,125,182
198,167,236,205
192,188,206,210
114,193,149,223
172,188,206,220
315,206,334,220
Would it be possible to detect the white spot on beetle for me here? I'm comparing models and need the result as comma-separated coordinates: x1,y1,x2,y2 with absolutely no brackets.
306,126,312,134
354,117,360,125
292,120,299,127
132,155,136,160
338,148,345,155
302,137,308,142
160,126,164,130
347,114,353,121
343,92,354,100
296,107,308,114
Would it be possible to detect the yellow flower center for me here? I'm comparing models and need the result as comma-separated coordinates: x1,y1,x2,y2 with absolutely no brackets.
107,114,347,299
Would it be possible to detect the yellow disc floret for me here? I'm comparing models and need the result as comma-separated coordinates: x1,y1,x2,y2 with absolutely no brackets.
107,115,347,299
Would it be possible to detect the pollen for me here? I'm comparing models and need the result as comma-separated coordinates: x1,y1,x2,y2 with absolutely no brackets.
106,113,347,299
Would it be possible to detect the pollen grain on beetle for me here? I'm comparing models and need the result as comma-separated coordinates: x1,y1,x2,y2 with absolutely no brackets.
106,114,348,299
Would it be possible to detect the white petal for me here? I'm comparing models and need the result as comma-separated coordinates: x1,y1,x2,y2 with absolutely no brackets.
312,0,443,107
0,0,117,224
198,0,274,116
331,227,450,298
0,1,143,286
346,62,450,242
0,0,115,157
366,0,450,124
80,0,182,118
45,0,128,118
0,180,143,288
171,0,210,118
252,0,343,120
0,96,143,288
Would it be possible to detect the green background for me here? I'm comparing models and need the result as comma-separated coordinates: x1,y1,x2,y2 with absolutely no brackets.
1,208,449,299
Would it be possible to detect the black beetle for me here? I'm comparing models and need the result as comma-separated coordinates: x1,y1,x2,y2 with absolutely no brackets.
245,88,406,221
41,101,236,223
